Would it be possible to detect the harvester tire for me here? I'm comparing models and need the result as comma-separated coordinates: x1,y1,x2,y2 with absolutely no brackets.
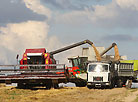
46,84,52,90
17,83,26,89
75,82,87,87
75,80,87,87
54,84,59,89
87,85,92,89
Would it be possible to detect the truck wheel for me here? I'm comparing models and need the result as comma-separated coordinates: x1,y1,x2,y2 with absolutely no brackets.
109,80,115,89
109,84,113,89
117,80,123,87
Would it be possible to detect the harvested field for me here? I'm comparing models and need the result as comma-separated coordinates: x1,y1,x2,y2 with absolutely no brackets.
0,84,138,102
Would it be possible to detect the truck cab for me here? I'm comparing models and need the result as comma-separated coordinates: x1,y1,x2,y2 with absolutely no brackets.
87,62,112,88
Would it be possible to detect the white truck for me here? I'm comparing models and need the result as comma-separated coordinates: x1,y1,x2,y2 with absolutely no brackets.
87,61,135,88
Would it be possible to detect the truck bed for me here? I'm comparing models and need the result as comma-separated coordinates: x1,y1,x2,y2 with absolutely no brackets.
117,63,134,77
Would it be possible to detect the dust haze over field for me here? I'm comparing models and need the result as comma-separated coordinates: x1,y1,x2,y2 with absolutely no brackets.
0,85,138,102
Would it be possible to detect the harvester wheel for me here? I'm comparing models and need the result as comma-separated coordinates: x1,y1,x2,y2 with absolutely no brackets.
54,84,59,89
75,79,87,87
87,85,92,89
17,83,26,89
46,84,52,89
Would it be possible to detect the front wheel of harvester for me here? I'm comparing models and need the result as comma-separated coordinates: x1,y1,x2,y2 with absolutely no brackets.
17,83,26,89
46,84,52,90
54,84,59,89
87,85,93,89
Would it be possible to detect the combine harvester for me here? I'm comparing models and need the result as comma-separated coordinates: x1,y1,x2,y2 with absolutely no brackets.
0,39,100,89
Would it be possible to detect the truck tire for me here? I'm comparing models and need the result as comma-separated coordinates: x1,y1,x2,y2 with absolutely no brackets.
109,80,115,89
117,79,123,87
75,82,87,87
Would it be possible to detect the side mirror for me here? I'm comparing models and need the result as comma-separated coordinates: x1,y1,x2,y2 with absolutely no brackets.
69,60,72,63
16,54,19,60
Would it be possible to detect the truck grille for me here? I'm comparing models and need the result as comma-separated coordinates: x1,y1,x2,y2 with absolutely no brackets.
93,77,103,82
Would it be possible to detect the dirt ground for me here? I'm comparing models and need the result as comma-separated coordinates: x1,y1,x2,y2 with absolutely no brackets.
0,84,138,102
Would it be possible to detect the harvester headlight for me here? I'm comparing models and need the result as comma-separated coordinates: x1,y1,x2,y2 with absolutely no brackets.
46,59,48,64
45,54,47,57
24,54,27,56
24,58,27,60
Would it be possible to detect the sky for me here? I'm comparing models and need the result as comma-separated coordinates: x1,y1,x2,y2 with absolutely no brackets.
0,0,138,65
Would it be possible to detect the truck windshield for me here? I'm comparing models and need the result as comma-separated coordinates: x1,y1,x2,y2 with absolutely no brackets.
88,64,108,72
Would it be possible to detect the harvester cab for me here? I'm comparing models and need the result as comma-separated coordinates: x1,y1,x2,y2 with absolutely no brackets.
68,56,88,71
20,48,56,69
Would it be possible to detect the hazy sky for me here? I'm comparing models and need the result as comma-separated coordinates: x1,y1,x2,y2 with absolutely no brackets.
0,0,138,64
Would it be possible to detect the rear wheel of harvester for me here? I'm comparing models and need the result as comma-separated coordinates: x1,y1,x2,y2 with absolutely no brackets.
75,82,86,87
75,80,87,87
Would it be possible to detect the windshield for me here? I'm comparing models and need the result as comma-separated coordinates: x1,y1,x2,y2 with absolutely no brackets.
72,59,79,67
27,56,44,64
71,57,88,71
27,56,45,69
88,64,108,72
